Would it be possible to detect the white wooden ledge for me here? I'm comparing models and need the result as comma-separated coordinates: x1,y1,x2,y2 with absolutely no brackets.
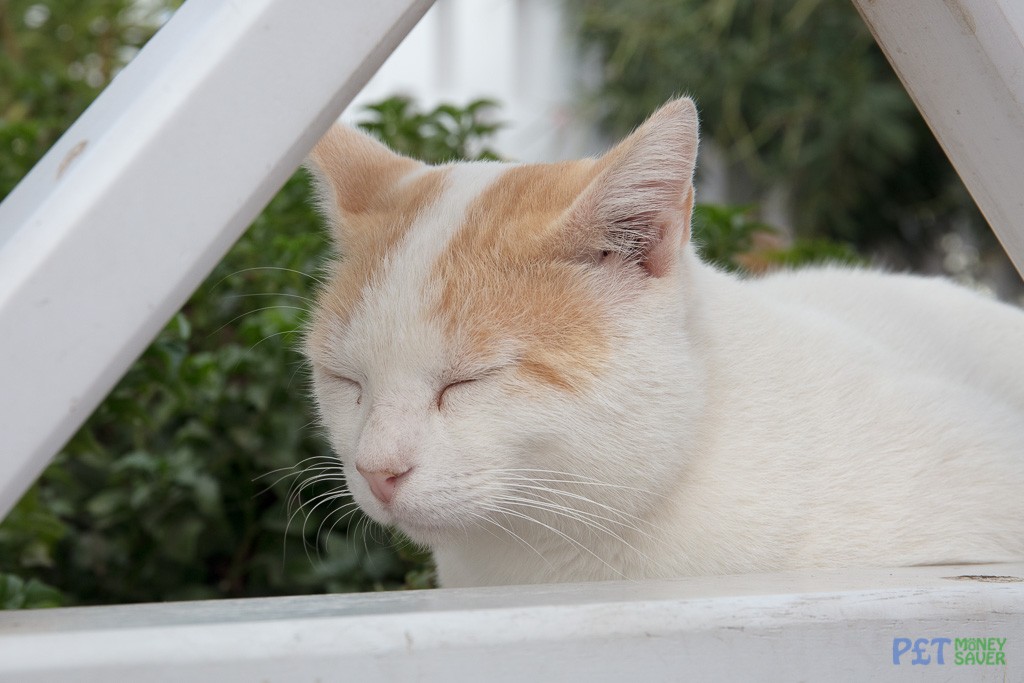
1,564,1022,682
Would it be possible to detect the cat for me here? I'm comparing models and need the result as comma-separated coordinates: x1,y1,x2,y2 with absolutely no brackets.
303,98,1024,588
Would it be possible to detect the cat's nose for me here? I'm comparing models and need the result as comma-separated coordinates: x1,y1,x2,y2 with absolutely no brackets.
356,464,411,504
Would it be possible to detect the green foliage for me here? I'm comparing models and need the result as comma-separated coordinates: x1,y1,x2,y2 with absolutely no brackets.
0,573,65,609
693,203,862,272
357,95,503,163
0,0,175,197
0,2,859,609
692,204,774,269
570,0,984,255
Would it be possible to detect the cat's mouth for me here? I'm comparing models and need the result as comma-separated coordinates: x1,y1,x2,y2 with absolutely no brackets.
355,486,472,544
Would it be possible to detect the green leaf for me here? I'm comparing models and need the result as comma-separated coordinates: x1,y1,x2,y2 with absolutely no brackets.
0,574,66,610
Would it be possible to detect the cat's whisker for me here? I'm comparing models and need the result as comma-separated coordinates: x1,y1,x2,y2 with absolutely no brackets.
282,467,346,501
463,510,501,541
478,502,628,581
287,357,314,390
481,476,676,572
490,491,673,575
211,265,326,290
465,510,555,572
225,292,316,305
365,518,392,561
282,461,346,482
287,483,348,530
305,495,358,568
285,482,347,525
489,467,625,485
496,479,667,535
206,304,310,339
356,514,376,562
488,492,641,554
491,468,673,500
489,473,679,548
255,470,305,498
491,488,654,542
282,483,348,566
315,500,360,558
254,457,341,495
284,478,348,530
272,458,345,563
488,474,668,537
494,471,672,499
323,503,364,550
256,454,339,478
249,328,301,353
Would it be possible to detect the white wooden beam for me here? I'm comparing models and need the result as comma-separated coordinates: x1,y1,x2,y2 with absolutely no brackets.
0,0,434,519
1,563,1021,681
852,0,1024,277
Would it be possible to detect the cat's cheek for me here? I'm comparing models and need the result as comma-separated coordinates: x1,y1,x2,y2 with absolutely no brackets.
313,381,369,452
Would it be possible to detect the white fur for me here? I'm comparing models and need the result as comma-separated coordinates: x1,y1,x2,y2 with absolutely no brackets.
431,254,1024,586
307,102,1024,588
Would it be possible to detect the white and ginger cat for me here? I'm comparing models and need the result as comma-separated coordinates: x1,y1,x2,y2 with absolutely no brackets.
304,98,1024,587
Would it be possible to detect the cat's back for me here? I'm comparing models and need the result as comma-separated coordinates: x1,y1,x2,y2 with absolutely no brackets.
680,263,1024,570
748,265,1024,412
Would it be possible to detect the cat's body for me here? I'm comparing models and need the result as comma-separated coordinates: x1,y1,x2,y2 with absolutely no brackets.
305,98,1024,587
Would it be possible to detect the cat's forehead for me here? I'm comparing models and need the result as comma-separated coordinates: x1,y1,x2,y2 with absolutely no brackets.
314,159,610,390
333,158,600,309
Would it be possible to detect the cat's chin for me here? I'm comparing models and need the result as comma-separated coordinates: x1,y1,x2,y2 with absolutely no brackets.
392,518,460,547
354,494,467,547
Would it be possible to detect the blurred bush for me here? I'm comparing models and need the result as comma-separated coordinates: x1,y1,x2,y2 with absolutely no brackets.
569,0,1013,286
1,1,859,608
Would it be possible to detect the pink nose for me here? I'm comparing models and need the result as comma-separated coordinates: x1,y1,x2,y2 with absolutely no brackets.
356,464,411,504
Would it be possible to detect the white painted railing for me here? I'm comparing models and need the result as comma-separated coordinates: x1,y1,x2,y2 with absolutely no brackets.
1,564,1022,681
1,1,1023,681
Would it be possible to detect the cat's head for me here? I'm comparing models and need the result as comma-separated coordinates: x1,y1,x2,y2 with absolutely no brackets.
304,98,704,548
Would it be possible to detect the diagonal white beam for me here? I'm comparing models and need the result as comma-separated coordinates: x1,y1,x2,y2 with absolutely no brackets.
0,0,434,520
853,0,1024,278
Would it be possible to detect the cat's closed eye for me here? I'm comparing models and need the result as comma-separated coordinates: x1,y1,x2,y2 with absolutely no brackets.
437,364,513,410
436,379,478,410
328,373,362,405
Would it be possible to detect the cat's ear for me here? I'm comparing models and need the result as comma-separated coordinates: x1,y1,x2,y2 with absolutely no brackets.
566,97,698,278
305,124,423,233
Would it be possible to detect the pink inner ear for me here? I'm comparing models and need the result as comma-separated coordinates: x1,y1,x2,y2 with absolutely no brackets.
643,219,675,278
648,185,695,277
638,202,691,278
563,97,698,278
588,178,692,278
565,148,695,279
